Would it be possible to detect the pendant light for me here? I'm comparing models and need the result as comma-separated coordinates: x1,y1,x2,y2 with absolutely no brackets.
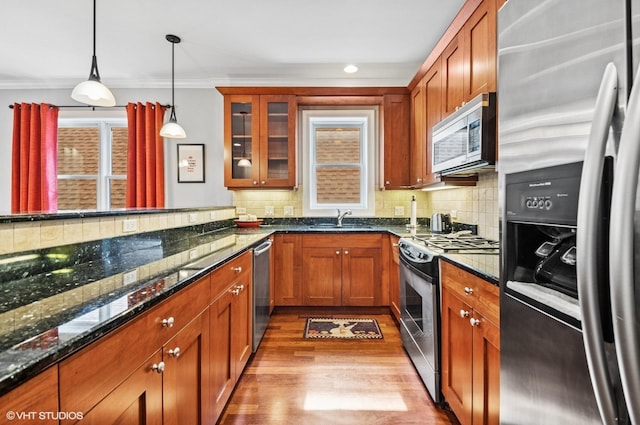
159,34,187,139
237,111,252,167
71,0,116,107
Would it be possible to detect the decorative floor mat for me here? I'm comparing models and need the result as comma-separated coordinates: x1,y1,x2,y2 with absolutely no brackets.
303,317,383,339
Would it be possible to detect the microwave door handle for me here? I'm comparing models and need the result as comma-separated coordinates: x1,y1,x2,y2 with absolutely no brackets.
610,60,640,425
577,62,618,425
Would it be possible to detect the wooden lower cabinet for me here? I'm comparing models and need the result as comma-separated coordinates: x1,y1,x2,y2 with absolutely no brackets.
210,251,253,421
389,235,401,321
301,234,388,306
49,250,255,425
273,233,303,305
0,366,59,425
440,260,499,425
163,311,210,425
79,352,164,425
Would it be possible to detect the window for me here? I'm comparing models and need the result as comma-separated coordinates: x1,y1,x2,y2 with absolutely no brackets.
302,109,377,216
57,119,127,210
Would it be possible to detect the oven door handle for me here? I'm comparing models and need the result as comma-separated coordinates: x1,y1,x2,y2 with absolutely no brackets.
577,62,618,425
399,255,434,285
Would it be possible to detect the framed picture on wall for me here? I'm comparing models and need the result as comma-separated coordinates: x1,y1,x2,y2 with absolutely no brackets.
177,144,205,183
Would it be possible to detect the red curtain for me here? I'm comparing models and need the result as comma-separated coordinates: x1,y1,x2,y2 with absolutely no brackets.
11,103,59,213
126,102,167,208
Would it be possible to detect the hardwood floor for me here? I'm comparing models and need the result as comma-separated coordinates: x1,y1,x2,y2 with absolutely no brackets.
219,309,460,425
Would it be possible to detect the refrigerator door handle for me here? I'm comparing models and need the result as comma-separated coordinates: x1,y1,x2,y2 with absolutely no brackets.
610,61,640,425
577,62,619,425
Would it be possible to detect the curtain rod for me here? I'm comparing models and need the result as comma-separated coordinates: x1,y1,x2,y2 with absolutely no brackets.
9,104,171,109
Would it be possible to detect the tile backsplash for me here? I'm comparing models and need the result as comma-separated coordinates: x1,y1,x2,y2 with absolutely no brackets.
0,208,237,256
233,173,499,240
429,173,499,240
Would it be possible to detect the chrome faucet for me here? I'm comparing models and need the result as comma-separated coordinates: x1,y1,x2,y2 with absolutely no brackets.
336,209,352,227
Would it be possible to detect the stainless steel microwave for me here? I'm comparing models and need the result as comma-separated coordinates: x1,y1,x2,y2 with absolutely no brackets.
431,92,497,175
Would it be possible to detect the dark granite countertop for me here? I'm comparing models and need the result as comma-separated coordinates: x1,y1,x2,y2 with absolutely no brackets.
0,218,499,396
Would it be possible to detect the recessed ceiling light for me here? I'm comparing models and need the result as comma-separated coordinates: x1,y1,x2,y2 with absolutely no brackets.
344,64,358,74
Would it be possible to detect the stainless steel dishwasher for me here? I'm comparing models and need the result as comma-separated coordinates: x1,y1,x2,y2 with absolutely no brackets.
252,238,272,352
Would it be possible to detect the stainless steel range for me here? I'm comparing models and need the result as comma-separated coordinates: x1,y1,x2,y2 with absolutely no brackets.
398,231,498,403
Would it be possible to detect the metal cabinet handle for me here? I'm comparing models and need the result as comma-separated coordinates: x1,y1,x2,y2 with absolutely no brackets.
231,288,241,296
392,243,399,247
236,284,245,292
344,250,349,255
253,181,258,185
464,287,474,295
459,309,470,318
168,347,181,358
233,266,242,273
336,250,340,255
161,317,175,328
470,318,481,327
261,180,266,185
385,180,390,185
151,362,165,374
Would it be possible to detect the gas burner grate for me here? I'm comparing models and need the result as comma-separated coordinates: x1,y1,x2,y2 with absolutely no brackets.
411,233,499,252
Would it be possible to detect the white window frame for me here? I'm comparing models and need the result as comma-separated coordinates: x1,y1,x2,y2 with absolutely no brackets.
57,117,127,211
301,108,377,217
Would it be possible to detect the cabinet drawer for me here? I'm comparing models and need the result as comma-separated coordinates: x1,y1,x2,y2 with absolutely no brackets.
59,275,209,416
303,234,382,248
0,366,58,425
211,250,253,300
440,260,499,325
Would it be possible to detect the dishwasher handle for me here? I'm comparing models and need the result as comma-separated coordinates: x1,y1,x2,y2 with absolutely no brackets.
254,239,273,256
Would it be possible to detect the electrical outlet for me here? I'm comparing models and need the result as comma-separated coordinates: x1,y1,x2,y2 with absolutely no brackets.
265,206,274,216
122,219,138,233
450,210,458,219
284,206,294,216
123,270,138,286
210,242,217,252
394,206,405,216
189,213,198,223
236,207,247,214
189,249,198,260
210,211,218,220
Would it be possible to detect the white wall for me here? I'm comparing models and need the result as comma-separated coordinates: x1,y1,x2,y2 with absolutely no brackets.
0,87,232,213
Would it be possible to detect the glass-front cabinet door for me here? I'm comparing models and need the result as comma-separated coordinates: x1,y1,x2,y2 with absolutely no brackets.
259,95,296,187
224,94,296,188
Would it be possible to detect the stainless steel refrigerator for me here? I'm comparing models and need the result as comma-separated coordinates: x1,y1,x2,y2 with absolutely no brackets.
498,0,640,424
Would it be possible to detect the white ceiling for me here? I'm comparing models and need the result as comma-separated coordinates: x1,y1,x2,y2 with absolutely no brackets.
1,0,465,89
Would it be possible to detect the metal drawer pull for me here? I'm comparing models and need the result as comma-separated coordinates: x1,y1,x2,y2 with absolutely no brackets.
151,362,165,374
236,284,245,292
168,347,181,358
336,250,340,255
464,287,474,295
231,287,240,295
344,250,349,255
233,266,242,273
459,309,470,318
161,317,175,328
470,318,481,327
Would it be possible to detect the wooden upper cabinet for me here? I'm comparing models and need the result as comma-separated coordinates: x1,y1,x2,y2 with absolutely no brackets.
410,83,425,187
442,34,465,116
463,0,497,100
382,94,411,189
423,58,444,186
224,94,296,188
440,0,497,116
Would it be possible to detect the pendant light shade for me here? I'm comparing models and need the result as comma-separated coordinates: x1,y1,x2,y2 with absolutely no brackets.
71,0,115,107
160,34,186,139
